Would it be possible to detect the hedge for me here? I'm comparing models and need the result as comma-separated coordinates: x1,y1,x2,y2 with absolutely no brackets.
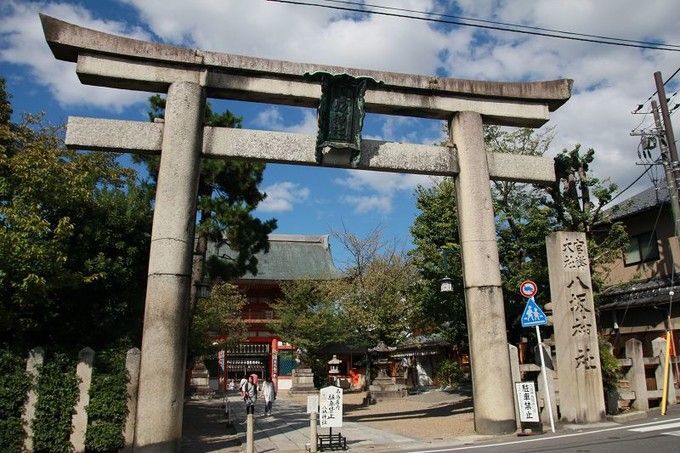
0,349,29,453
85,349,129,452
33,352,78,453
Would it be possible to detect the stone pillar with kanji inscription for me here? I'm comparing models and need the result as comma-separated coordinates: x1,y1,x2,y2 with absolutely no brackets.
546,231,605,423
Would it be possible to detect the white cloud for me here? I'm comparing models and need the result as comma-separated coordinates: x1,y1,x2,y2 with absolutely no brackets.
257,181,310,213
0,1,150,110
253,107,318,135
441,0,680,193
3,0,679,196
341,194,392,214
335,170,436,194
335,170,438,213
120,0,447,74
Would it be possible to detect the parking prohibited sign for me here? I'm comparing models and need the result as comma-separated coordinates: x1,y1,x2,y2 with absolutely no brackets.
519,280,538,298
515,381,540,423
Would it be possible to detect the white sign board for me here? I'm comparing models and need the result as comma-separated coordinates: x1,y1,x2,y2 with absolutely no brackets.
306,395,319,414
319,386,343,428
515,381,540,423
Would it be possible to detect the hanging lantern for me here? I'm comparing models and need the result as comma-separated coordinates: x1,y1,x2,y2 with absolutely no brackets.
306,72,380,167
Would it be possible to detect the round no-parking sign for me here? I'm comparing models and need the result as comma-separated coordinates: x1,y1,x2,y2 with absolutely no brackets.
519,280,538,298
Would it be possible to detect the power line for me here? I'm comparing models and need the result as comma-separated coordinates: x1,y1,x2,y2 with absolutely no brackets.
608,165,655,205
321,0,680,50
268,0,680,52
634,66,680,113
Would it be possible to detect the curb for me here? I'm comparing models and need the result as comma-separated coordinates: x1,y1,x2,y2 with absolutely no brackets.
607,410,648,423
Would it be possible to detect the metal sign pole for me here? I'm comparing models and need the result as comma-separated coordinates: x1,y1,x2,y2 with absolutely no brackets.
535,325,555,433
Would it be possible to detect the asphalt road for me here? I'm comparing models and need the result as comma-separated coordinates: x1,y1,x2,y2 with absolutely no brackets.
403,407,680,453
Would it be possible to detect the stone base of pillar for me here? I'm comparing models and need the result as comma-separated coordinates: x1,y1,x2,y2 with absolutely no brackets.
475,417,518,435
289,368,317,395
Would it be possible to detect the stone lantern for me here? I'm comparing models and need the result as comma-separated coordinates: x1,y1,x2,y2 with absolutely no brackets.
328,354,342,374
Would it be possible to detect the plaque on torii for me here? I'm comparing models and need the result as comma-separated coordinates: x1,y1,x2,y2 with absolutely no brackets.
39,14,572,449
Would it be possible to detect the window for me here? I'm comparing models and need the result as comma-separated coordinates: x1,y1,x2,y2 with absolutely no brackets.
624,231,659,265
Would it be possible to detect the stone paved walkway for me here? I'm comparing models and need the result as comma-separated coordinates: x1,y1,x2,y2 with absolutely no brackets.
182,389,479,452
183,392,420,452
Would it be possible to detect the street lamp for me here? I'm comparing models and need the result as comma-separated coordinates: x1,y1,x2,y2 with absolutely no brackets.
440,276,453,292
196,280,210,299
439,246,457,293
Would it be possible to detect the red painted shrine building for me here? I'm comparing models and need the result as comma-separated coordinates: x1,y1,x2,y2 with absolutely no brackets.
207,234,342,390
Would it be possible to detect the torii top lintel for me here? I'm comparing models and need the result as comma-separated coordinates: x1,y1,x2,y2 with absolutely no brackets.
40,14,572,128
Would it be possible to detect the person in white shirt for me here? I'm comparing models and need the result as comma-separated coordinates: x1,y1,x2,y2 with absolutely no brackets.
262,376,276,416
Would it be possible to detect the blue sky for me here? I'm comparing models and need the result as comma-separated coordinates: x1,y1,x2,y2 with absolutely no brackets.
1,0,679,268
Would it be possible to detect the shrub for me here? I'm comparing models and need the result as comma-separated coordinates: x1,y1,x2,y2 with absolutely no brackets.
599,336,621,391
0,349,29,453
33,352,78,453
437,359,465,388
85,349,129,452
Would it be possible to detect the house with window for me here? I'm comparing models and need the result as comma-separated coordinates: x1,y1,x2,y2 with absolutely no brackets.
205,234,343,391
597,184,680,360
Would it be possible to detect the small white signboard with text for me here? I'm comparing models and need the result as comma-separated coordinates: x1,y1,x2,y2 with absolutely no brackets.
515,381,540,423
306,395,319,414
319,386,343,428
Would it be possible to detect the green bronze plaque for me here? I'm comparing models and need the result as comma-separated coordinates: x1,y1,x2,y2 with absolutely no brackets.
306,72,380,167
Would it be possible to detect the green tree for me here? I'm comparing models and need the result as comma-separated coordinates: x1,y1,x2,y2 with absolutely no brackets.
549,144,628,291
270,279,349,378
332,228,421,347
141,95,276,315
486,126,559,335
189,282,248,360
409,178,467,347
0,79,152,348
410,126,628,344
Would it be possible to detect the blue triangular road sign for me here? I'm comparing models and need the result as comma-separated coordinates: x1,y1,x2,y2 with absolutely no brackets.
521,297,547,327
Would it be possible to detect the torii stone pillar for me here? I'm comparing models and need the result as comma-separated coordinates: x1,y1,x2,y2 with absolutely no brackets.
134,81,205,449
39,14,572,445
450,112,516,433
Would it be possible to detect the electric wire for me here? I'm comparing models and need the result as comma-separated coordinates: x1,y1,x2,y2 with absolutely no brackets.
608,165,655,205
268,0,680,52
634,66,680,113
631,109,656,134
318,0,680,50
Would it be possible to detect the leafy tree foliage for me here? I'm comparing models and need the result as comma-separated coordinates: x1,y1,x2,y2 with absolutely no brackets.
141,95,276,297
270,279,349,378
549,144,629,290
409,179,467,347
189,282,248,359
487,126,559,335
410,125,628,344
332,228,422,347
0,79,152,349
272,228,421,370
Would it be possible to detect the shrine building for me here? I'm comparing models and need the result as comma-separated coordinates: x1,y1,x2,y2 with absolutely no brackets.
207,234,343,390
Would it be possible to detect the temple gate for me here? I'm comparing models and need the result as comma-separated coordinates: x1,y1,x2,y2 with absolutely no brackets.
40,14,572,451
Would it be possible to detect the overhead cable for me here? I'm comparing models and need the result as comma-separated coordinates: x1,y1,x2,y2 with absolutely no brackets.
321,0,680,50
267,0,680,52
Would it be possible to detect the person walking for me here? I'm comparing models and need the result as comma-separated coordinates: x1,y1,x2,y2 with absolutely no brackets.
241,375,257,415
262,377,276,416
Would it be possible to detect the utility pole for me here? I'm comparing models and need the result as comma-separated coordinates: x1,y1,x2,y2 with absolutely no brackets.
654,72,680,414
651,99,680,236
654,71,680,236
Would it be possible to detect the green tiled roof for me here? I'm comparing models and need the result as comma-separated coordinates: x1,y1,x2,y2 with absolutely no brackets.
209,234,343,281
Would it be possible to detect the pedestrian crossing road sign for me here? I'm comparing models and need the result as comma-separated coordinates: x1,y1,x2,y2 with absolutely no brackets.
521,297,547,327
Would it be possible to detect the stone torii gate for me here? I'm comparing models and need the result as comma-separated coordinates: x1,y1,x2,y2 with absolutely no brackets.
40,15,572,451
